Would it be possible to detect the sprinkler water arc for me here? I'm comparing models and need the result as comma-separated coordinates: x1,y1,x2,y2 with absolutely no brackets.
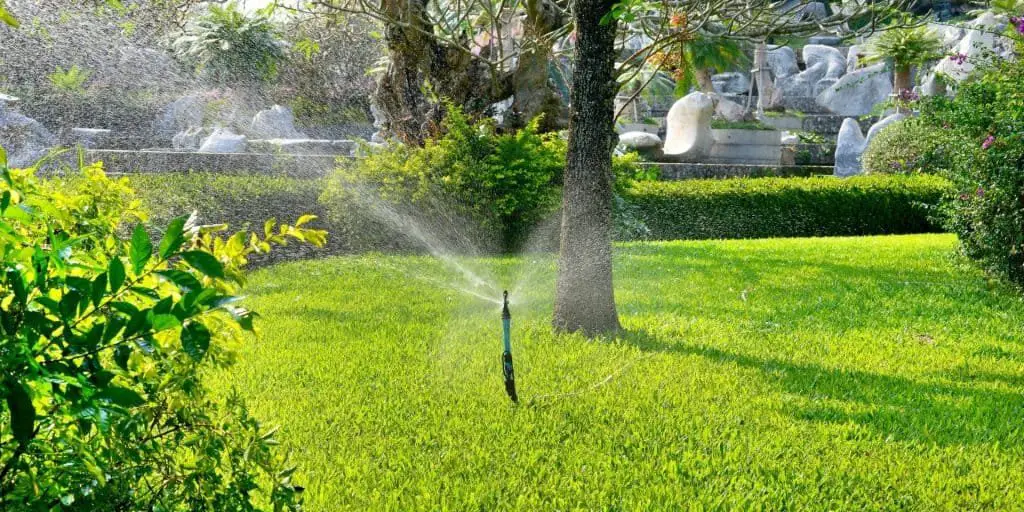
501,291,518,403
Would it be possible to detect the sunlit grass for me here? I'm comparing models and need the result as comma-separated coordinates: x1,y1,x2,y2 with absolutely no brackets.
216,234,1024,510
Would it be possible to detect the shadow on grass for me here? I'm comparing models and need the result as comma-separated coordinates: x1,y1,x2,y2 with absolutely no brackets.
620,328,1024,449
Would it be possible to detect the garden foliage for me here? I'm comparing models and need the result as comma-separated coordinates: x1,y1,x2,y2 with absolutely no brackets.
322,107,566,253
0,150,324,509
919,43,1024,286
621,175,951,240
861,119,948,175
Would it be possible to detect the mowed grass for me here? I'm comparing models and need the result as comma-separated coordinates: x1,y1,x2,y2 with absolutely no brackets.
215,234,1024,510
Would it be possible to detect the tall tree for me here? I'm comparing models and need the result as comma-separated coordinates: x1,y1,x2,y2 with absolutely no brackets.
552,0,620,334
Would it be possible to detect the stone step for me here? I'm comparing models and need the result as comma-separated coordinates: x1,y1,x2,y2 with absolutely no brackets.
646,162,833,180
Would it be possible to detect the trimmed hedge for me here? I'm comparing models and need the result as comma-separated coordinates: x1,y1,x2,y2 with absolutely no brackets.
621,175,952,240
123,173,953,259
127,173,343,262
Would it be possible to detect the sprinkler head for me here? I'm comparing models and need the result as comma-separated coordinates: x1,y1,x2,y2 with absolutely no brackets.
502,290,510,320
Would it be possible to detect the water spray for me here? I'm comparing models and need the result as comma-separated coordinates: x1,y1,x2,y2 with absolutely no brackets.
501,291,518,403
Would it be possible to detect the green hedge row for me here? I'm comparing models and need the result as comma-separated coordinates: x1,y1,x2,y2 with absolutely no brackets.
123,173,952,261
621,175,952,240
126,173,344,263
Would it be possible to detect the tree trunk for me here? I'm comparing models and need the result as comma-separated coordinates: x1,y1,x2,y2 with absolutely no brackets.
893,65,912,94
696,67,715,93
373,0,565,144
553,0,621,335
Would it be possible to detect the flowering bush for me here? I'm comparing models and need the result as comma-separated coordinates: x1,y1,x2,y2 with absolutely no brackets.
861,118,948,175
0,148,324,508
919,52,1024,286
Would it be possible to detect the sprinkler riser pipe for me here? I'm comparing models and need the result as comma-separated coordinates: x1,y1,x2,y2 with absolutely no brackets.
501,291,518,403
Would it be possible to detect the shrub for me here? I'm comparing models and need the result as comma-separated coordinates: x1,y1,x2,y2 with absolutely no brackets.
127,173,342,262
321,107,565,253
919,53,1024,286
0,149,324,508
173,1,286,84
862,119,948,175
620,175,951,240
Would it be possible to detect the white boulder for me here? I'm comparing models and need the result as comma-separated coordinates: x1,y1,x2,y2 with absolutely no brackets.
250,105,306,139
834,118,866,177
198,127,247,153
0,102,56,168
816,63,892,116
663,92,714,162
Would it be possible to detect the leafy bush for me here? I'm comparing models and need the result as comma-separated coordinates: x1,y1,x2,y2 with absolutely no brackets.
919,53,1024,286
321,107,565,253
621,175,951,240
862,119,948,175
173,1,286,84
0,149,324,508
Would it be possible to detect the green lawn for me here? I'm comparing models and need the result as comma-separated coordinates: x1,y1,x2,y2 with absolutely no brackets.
217,234,1024,510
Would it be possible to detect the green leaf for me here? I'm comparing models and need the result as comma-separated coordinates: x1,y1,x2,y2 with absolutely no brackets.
0,146,7,167
130,224,152,274
94,386,144,408
0,6,18,28
156,270,202,292
1,190,10,214
91,273,107,307
158,216,187,259
5,380,35,445
113,344,131,370
180,251,224,279
181,321,211,361
108,258,126,293
148,312,180,333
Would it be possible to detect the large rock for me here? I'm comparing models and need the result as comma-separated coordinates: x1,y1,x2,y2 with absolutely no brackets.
816,63,892,116
663,92,714,162
834,113,907,176
0,102,56,168
70,128,113,149
865,113,907,146
712,94,748,122
198,127,247,153
834,118,866,177
767,46,800,79
619,131,662,150
712,72,751,95
846,45,866,73
250,105,306,139
805,45,846,80
776,44,846,97
619,131,664,160
808,34,842,46
173,126,210,150
155,95,204,136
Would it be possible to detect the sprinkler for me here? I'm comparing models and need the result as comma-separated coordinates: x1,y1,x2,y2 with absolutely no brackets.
501,291,518,403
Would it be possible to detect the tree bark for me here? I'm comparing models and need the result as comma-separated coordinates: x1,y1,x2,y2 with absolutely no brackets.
696,67,715,93
373,0,566,144
553,0,621,335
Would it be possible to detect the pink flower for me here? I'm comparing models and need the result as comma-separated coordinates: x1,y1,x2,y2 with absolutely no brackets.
949,53,968,65
982,135,995,150
976,186,985,198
